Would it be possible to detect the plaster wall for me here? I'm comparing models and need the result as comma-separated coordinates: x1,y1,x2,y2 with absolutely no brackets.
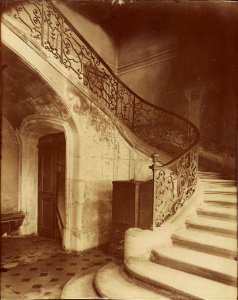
117,5,237,176
1,116,20,213
65,87,153,250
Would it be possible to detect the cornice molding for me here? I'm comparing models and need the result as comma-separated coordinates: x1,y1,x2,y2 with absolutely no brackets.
117,47,178,75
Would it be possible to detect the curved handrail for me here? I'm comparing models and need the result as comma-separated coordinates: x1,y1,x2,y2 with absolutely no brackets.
51,1,200,167
3,0,200,228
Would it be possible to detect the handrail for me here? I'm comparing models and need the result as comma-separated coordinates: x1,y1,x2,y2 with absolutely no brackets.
3,0,200,228
51,1,200,167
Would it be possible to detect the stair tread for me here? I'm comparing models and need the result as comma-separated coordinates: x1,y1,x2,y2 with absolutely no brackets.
198,171,223,176
151,245,237,279
172,229,237,253
198,173,224,179
61,268,100,299
95,262,170,299
126,260,237,300
186,216,237,231
197,205,237,217
202,179,236,184
203,196,237,205
203,187,237,193
203,191,237,197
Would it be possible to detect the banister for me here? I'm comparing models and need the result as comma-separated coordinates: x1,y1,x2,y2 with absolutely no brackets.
3,0,200,228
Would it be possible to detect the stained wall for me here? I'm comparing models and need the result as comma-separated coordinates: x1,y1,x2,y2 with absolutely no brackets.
65,86,153,249
1,116,20,213
53,0,118,71
117,3,237,176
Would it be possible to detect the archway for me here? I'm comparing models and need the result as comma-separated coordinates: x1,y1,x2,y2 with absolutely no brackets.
18,115,83,251
38,132,66,240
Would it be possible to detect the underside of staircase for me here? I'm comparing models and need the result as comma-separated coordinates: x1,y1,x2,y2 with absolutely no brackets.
61,170,237,299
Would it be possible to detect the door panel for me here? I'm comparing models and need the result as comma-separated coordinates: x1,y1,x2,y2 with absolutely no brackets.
38,133,66,239
38,141,56,238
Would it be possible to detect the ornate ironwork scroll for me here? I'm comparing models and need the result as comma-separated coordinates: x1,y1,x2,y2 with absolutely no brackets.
152,146,198,228
4,0,200,229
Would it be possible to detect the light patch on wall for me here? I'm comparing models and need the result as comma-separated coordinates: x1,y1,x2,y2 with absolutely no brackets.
184,83,206,128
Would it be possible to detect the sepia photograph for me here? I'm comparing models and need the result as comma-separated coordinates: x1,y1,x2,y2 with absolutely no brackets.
1,0,237,299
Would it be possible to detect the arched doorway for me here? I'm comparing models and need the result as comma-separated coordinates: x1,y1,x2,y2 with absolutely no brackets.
38,132,66,240
18,115,83,251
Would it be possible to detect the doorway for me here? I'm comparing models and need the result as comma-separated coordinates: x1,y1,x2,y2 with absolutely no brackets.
38,132,66,240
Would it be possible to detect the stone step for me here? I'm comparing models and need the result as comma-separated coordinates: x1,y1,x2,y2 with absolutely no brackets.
95,262,171,299
198,172,224,180
61,267,100,299
203,195,237,206
202,184,236,190
171,229,237,259
197,205,236,220
202,179,236,185
203,186,237,193
198,171,223,175
126,260,237,300
151,245,237,286
185,216,237,237
203,191,237,197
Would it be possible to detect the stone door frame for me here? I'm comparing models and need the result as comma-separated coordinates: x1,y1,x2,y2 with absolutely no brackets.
18,115,84,251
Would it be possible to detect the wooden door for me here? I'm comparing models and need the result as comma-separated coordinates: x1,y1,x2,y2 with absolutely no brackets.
38,133,65,238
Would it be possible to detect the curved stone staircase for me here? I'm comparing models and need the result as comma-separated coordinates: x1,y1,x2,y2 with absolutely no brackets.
68,171,237,300
92,171,237,299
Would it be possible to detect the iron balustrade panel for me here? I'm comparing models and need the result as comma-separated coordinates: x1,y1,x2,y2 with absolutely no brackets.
133,97,195,155
152,146,198,228
117,82,135,129
3,0,200,229
9,0,43,41
83,64,118,113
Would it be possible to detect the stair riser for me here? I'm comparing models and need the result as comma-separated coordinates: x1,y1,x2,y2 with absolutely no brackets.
172,238,237,259
203,193,237,198
197,211,236,220
202,179,236,183
203,191,237,196
203,200,237,207
185,223,237,238
199,176,224,180
126,265,203,300
123,268,183,300
204,191,237,196
150,253,237,287
203,186,236,190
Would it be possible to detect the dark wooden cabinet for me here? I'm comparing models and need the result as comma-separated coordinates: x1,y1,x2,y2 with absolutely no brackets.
110,180,153,257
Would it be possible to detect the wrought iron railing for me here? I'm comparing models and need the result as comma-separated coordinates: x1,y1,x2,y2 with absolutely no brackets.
3,0,200,229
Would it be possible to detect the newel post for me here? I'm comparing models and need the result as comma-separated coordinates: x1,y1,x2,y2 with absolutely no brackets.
150,153,161,231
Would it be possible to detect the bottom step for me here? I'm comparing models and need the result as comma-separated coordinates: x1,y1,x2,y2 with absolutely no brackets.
95,262,170,299
61,266,101,299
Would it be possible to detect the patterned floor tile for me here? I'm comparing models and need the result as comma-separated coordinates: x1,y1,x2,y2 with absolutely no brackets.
1,236,116,299
32,284,42,289
21,278,31,282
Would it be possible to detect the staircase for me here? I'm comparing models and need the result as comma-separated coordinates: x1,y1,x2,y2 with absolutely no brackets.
94,171,237,299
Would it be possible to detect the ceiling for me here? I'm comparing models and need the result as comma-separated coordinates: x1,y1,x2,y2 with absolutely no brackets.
63,0,238,37
2,46,69,129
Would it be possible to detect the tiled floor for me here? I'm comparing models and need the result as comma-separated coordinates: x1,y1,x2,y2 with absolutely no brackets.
1,235,115,299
